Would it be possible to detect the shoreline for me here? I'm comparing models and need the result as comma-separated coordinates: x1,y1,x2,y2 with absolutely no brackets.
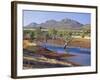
33,38,90,49
23,37,90,68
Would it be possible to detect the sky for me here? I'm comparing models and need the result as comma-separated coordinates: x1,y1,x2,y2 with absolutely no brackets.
23,10,91,26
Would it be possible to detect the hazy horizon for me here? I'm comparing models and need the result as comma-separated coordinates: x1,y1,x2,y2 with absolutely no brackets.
23,10,91,26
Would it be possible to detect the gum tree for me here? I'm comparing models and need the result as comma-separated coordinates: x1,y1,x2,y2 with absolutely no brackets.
63,31,73,49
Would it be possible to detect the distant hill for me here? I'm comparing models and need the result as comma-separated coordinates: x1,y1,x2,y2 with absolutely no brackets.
24,18,89,30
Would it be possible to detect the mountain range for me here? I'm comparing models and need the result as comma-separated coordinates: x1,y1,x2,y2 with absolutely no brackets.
24,18,90,30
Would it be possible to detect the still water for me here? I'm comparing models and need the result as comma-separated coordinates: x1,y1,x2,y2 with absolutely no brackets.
42,44,91,66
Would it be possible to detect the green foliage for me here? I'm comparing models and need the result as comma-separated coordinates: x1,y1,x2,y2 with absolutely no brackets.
57,31,63,37
23,30,35,40
80,25,91,38
48,28,57,39
30,31,35,40
81,26,90,38
42,32,49,42
34,27,42,39
63,32,73,43
23,30,31,34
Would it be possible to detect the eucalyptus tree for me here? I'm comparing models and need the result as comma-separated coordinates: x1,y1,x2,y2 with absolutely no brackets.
48,28,57,39
81,24,90,38
42,32,49,42
63,31,73,49
35,27,43,40
30,31,35,40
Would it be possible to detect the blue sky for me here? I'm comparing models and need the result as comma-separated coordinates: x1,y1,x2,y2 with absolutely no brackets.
23,10,91,26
